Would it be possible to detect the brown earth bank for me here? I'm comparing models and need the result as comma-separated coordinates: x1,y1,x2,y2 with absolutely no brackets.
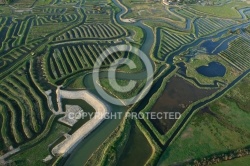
150,75,217,134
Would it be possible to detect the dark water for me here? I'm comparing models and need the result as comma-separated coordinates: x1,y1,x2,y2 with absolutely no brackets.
177,62,225,88
166,20,250,65
200,39,224,54
118,124,152,166
196,62,226,77
200,36,237,54
150,76,217,134
212,36,238,54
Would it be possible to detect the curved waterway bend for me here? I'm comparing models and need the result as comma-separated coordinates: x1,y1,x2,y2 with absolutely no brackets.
238,7,250,20
112,0,155,55
63,0,156,165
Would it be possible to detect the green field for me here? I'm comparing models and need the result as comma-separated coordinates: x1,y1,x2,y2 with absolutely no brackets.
100,78,146,100
219,37,250,71
216,155,250,166
0,63,51,150
190,1,250,18
9,122,70,165
120,0,183,22
156,29,194,60
158,73,250,165
195,18,237,37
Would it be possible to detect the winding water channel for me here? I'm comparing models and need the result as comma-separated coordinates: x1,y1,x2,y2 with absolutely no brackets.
64,1,250,165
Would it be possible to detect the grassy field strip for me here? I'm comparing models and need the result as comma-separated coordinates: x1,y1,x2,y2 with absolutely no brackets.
46,43,125,81
0,103,14,147
0,60,53,151
0,94,24,144
0,39,45,78
71,45,86,68
2,79,38,135
196,18,237,37
54,23,124,41
12,73,46,123
173,8,197,19
0,17,34,53
52,52,64,78
219,37,250,71
156,29,194,60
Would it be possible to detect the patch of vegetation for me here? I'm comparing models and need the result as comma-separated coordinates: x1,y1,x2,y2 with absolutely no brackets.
54,23,125,41
143,19,187,31
85,118,132,166
216,155,250,166
118,123,152,166
156,28,194,60
0,63,51,149
10,122,70,166
121,0,183,22
219,37,250,71
183,54,241,85
99,78,146,101
35,0,54,6
117,51,145,73
158,73,250,165
195,18,237,37
45,43,125,82
189,1,250,18
124,25,144,44
65,75,86,89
